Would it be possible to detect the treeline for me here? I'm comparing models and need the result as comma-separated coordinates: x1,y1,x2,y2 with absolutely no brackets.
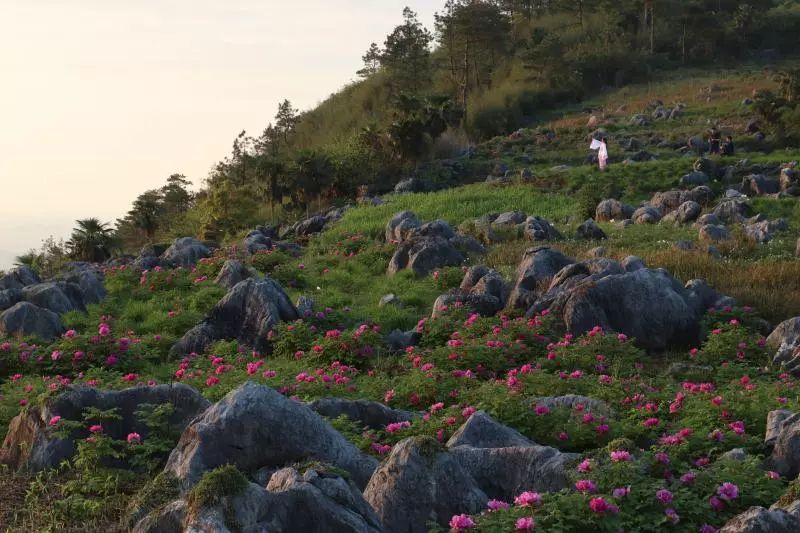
13,0,799,267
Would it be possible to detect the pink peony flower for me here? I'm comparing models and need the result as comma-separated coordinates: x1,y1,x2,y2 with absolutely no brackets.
575,479,597,493
127,432,141,444
49,415,61,426
89,424,103,434
717,482,739,501
448,514,475,531
514,491,541,507
515,517,535,531
487,499,510,511
656,489,673,505
588,497,619,515
610,450,632,462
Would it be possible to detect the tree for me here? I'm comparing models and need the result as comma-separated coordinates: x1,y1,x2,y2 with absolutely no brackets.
387,95,454,168
127,190,163,241
381,8,433,95
291,150,333,214
161,173,194,216
275,99,299,146
66,218,114,262
435,1,510,123
357,42,383,78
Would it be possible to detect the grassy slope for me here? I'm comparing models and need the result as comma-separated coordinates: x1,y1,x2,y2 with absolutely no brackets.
3,63,800,530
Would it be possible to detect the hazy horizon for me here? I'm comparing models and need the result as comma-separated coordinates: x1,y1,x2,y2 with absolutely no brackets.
0,0,438,270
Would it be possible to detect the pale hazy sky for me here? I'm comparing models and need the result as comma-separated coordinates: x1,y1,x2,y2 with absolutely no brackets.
0,0,438,269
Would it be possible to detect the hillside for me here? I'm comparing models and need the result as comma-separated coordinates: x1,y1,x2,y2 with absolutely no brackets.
2,50,800,532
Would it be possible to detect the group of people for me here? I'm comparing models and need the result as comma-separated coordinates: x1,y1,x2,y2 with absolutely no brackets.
589,127,735,171
707,127,735,156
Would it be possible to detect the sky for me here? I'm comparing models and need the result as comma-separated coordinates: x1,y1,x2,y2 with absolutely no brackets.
0,0,439,269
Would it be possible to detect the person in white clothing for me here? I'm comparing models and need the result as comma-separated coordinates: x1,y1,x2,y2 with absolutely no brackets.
590,137,609,171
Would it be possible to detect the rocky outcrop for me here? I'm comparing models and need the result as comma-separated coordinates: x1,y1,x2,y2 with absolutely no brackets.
0,302,64,341
243,226,277,254
632,205,662,224
522,216,562,241
699,224,730,242
508,247,574,310
309,398,416,430
214,259,257,290
170,277,298,356
0,289,21,312
21,282,86,314
719,505,800,532
163,382,378,490
768,318,800,374
446,411,532,449
432,266,509,318
595,199,634,222
767,411,800,478
546,267,702,352
576,218,606,240
0,384,209,471
386,213,484,277
0,266,40,291
363,437,487,533
161,238,210,268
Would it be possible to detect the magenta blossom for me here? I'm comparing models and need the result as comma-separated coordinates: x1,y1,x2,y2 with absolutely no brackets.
127,432,141,444
514,491,541,507
575,479,597,493
656,489,673,505
717,482,739,501
448,514,475,531
588,497,619,515
515,517,535,531
487,499,510,511
610,450,632,462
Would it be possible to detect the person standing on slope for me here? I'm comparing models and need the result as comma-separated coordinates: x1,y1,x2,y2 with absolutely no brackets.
590,136,609,171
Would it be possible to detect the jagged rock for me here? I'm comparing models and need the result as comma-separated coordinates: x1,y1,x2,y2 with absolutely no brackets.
0,384,209,471
433,266,510,318
378,294,402,307
699,224,730,242
745,219,786,244
576,219,606,240
132,499,187,533
385,211,421,243
679,171,710,187
697,213,722,226
408,220,455,240
387,236,464,277
685,279,732,315
548,268,702,352
309,398,415,430
766,410,794,449
595,199,634,222
55,263,106,305
0,302,64,341
0,288,21,312
780,168,799,193
21,281,86,314
393,178,427,194
768,412,800,478
294,215,328,236
743,174,780,196
449,446,575,502
493,211,527,226
296,295,314,317
674,201,702,224
770,318,800,375
713,199,750,223
243,229,274,254
508,247,574,309
447,411,532,449
164,382,378,490
170,277,298,356
532,395,610,414
133,244,167,270
161,237,210,268
175,468,383,533
384,329,420,352
0,266,40,291
632,206,662,224
214,260,256,290
522,216,562,241
363,438,487,533
719,506,800,532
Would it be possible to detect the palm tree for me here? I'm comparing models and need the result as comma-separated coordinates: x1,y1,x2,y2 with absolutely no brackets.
66,218,114,263
13,251,38,269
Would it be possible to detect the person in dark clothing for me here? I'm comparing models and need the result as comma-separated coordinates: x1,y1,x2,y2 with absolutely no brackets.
722,136,735,156
709,127,722,155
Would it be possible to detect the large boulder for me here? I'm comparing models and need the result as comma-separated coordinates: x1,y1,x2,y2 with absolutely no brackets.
767,412,800,478
493,211,527,226
57,263,106,305
0,266,40,291
385,211,421,243
673,201,702,224
508,247,574,309
699,224,730,242
309,398,415,431
576,218,606,240
133,244,167,270
21,281,86,314
170,277,298,356
432,266,510,318
160,467,383,533
243,228,275,254
0,288,22,312
768,317,800,367
161,237,210,268
446,411,533,449
632,206,662,224
0,302,64,341
548,268,702,352
522,216,562,241
595,199,634,222
719,506,800,532
387,236,465,277
214,259,256,290
742,174,780,196
363,437,487,533
713,199,750,223
679,171,710,187
0,384,209,471
164,382,378,490
294,215,328,237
